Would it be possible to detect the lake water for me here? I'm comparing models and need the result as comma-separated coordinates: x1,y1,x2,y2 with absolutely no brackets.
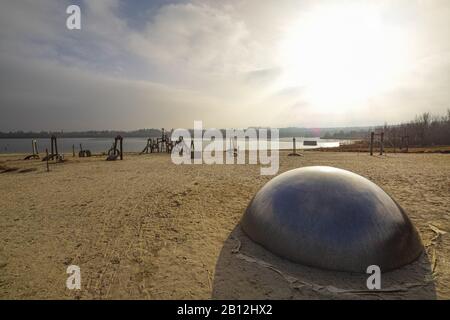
0,137,350,154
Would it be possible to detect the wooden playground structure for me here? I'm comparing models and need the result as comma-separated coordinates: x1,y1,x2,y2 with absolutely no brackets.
140,128,185,155
226,137,238,158
106,135,123,161
19,129,194,164
370,131,384,156
77,144,92,157
369,131,409,155
41,135,63,162
24,139,40,160
399,135,409,153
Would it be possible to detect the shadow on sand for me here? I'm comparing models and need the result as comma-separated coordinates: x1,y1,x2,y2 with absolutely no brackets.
212,225,437,300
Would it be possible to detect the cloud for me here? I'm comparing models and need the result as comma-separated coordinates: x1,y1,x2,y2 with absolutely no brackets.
244,68,282,86
128,2,271,77
0,54,249,131
0,0,449,130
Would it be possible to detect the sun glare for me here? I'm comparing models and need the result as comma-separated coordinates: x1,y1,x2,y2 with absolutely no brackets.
278,4,410,113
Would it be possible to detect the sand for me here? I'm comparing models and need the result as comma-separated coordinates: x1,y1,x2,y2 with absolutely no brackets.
0,151,449,299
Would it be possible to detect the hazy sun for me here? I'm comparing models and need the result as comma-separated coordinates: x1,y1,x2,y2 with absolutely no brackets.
278,4,410,112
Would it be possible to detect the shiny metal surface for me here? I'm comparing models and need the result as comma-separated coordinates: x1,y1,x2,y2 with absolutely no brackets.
241,166,423,272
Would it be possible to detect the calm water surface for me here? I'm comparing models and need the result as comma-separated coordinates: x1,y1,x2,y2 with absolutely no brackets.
0,137,351,154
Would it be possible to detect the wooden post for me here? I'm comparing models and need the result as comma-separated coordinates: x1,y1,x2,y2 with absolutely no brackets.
370,132,374,156
72,144,75,157
32,140,38,156
293,137,296,154
161,128,165,152
46,148,49,172
54,136,58,156
55,137,58,163
50,136,54,155
380,132,384,155
119,137,123,160
393,131,396,153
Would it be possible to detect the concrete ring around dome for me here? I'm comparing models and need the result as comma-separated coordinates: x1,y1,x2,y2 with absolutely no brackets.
241,166,424,273
212,226,435,299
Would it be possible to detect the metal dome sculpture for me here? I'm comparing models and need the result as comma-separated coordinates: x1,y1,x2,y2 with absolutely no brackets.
241,166,423,272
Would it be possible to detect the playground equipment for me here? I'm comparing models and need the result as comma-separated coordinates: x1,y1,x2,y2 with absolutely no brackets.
141,138,158,154
141,128,185,155
172,136,186,156
166,137,183,154
106,135,123,161
288,137,302,156
141,128,169,154
24,139,40,160
232,137,238,157
78,144,92,157
41,135,63,162
241,166,423,272
45,148,50,172
188,139,204,160
400,135,409,153
369,131,384,156
381,133,410,154
158,128,169,153
226,137,238,158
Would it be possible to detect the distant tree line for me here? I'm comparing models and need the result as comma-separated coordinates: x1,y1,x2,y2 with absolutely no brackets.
2,110,449,147
0,128,163,139
322,130,369,140
323,109,450,147
382,110,450,146
0,126,373,139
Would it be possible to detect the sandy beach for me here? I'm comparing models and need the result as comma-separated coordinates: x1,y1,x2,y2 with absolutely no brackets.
0,151,449,299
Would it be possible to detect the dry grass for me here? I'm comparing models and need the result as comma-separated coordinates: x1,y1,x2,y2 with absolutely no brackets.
315,141,450,154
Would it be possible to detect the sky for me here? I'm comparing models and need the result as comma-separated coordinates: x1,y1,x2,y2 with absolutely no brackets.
0,0,449,131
